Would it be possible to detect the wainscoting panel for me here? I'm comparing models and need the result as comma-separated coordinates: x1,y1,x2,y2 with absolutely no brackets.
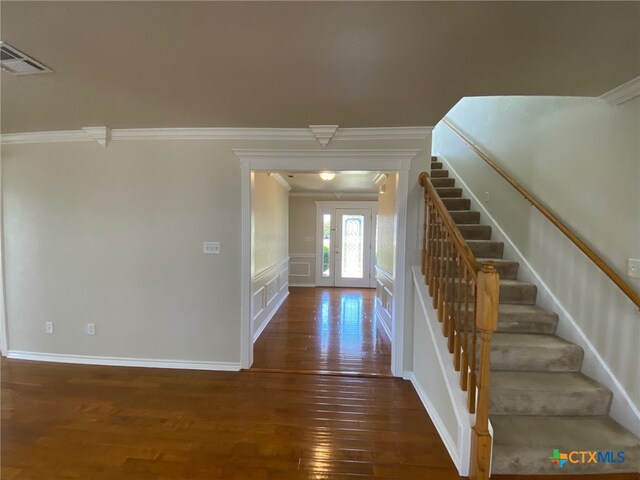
288,253,316,287
375,265,394,339
252,258,289,341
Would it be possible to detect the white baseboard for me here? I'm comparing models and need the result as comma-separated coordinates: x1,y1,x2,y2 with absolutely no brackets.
288,283,316,288
437,153,640,437
374,298,392,340
253,290,289,342
7,350,241,371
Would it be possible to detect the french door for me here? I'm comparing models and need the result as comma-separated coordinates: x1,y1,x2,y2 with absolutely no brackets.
316,202,376,288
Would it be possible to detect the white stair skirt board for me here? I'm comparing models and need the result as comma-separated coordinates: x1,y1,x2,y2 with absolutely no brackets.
409,266,489,477
7,351,241,371
436,152,640,438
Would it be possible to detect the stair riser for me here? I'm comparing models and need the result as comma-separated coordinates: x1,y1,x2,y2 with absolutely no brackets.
430,178,455,188
490,389,612,416
458,225,492,240
449,211,480,224
499,282,537,305
442,198,471,210
431,162,443,170
490,344,583,372
430,170,449,178
491,446,639,475
426,262,518,281
435,188,462,198
467,241,504,259
437,281,536,305
496,311,558,334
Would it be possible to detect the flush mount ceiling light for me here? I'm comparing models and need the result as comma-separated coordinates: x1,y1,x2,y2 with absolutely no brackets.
319,172,336,181
1,42,52,75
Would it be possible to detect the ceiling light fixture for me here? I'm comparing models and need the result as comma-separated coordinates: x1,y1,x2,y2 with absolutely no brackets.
319,172,336,181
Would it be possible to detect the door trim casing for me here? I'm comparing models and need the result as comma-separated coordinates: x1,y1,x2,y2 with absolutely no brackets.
234,148,419,377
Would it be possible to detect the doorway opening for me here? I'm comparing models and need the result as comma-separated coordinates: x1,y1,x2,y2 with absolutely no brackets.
235,148,418,377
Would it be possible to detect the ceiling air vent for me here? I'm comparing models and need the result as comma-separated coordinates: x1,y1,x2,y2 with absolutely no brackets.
1,42,52,75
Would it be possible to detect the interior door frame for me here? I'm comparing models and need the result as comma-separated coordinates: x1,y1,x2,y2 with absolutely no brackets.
234,148,419,377
314,201,377,288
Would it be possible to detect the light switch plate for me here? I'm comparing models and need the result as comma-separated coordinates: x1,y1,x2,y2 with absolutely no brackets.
628,258,640,279
204,242,220,254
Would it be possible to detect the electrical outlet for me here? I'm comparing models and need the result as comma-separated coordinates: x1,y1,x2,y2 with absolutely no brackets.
87,323,95,335
484,191,490,204
204,242,220,254
45,321,53,334
628,258,640,279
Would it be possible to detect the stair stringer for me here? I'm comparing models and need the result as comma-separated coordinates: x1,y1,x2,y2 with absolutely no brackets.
434,152,640,438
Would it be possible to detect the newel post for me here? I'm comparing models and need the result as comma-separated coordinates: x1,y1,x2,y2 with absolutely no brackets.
470,264,499,480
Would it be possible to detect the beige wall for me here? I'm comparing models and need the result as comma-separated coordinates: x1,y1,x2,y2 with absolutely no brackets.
2,140,243,363
1,136,429,367
433,95,640,431
252,172,289,274
376,173,397,276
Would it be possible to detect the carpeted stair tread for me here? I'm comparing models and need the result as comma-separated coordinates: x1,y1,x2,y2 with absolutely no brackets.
490,333,583,372
490,371,612,416
431,161,443,170
498,279,537,304
442,197,471,210
458,224,492,240
491,415,640,474
467,239,504,259
495,303,558,333
435,187,463,198
449,210,480,224
431,178,455,188
476,258,519,280
431,169,449,178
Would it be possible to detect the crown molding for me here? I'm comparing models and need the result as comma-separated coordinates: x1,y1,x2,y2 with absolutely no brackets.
335,126,433,140
0,126,433,145
600,77,640,105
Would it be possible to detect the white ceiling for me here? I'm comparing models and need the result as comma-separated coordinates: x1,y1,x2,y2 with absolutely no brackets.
279,171,380,194
1,2,638,133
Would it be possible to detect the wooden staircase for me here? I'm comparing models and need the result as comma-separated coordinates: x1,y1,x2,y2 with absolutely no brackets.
420,157,639,476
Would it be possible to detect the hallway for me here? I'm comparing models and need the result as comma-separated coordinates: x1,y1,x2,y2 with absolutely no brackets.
252,288,392,376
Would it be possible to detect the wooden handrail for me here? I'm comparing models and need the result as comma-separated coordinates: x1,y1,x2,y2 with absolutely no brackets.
419,172,481,281
443,118,640,309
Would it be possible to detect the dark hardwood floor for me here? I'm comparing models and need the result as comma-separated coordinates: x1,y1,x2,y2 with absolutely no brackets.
1,358,461,479
252,287,392,376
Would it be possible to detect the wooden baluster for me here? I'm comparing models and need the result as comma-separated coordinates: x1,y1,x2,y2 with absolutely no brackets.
453,255,462,371
468,281,478,414
470,264,500,480
440,233,449,327
425,197,434,284
421,195,428,276
446,245,455,353
431,214,440,304
460,267,470,391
